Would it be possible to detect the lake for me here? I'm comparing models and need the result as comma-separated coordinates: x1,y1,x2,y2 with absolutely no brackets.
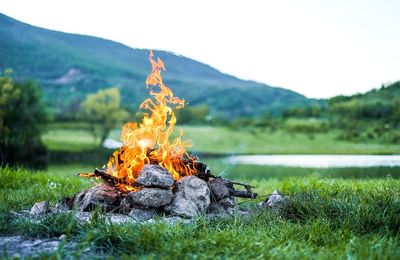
226,155,400,168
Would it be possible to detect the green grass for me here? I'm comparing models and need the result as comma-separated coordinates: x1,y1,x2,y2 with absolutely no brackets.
1,164,400,258
205,158,400,180
116,126,400,155
181,126,400,155
43,124,400,154
42,128,100,152
0,166,92,212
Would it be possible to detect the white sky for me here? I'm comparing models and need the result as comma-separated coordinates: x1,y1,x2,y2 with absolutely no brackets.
1,0,399,98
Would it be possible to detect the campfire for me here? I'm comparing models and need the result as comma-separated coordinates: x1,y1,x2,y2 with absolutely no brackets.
33,51,263,220
79,50,200,192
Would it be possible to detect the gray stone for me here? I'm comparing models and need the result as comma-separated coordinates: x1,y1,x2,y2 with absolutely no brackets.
52,202,69,212
136,164,174,188
51,197,74,213
0,235,94,258
70,211,137,225
208,178,233,201
165,176,210,218
166,199,198,218
126,188,173,208
129,207,157,221
118,197,132,214
0,235,64,258
30,201,50,215
261,190,286,209
208,197,235,215
107,214,138,224
162,216,192,225
74,211,92,223
73,183,121,212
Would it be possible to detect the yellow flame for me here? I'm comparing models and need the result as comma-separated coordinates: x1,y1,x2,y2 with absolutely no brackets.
104,50,197,191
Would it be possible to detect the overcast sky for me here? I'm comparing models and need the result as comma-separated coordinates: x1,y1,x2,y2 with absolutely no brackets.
1,0,399,98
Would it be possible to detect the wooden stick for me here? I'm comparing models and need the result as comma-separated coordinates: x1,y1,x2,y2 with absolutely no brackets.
196,172,258,199
78,168,134,187
231,190,258,199
196,172,255,189
79,162,258,199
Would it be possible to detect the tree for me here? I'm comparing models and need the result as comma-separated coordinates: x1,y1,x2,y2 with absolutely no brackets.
175,105,210,125
81,88,129,147
0,70,47,168
392,97,400,127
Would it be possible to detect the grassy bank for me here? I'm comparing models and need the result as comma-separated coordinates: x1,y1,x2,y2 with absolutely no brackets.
205,158,400,180
45,125,399,155
177,126,400,155
1,165,400,258
42,122,100,152
25,123,400,257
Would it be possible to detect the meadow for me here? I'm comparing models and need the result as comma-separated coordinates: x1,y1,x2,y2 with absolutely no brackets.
1,164,400,258
1,124,399,258
1,10,399,258
43,123,400,155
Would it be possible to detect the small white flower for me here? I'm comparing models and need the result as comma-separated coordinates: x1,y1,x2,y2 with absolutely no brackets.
47,181,57,189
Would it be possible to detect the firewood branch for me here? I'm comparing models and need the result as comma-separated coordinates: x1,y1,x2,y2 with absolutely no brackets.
196,171,258,199
78,168,134,187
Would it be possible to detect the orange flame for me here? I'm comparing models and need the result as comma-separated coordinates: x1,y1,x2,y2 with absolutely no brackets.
105,50,198,191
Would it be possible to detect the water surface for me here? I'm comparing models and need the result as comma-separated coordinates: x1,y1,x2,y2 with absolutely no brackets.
226,155,400,168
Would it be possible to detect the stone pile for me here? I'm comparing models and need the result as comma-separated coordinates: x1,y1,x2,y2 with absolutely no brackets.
31,164,242,220
30,164,288,222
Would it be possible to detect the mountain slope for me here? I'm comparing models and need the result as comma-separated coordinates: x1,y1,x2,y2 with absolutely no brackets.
329,81,400,120
0,13,319,118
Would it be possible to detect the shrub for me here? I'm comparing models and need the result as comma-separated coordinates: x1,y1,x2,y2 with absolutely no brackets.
0,71,47,168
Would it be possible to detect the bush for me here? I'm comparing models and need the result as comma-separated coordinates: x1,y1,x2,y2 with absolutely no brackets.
0,71,47,168
175,105,211,125
81,87,130,146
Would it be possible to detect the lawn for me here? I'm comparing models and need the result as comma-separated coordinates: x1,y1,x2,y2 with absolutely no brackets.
42,124,400,155
42,128,100,152
22,123,400,257
1,164,400,258
179,126,400,155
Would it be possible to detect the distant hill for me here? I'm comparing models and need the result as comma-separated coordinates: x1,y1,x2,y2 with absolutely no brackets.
331,81,400,103
0,13,321,118
330,81,400,106
329,81,400,120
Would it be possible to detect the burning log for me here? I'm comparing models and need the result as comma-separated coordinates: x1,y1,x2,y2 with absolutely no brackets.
80,165,257,199
79,160,258,200
78,168,137,188
79,159,206,186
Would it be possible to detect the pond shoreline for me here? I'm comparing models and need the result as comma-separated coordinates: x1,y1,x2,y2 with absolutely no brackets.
226,155,400,168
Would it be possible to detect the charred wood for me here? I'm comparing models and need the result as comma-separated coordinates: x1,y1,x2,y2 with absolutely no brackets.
197,172,258,199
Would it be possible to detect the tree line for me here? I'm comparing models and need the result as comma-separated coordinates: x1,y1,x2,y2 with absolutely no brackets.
2,70,398,169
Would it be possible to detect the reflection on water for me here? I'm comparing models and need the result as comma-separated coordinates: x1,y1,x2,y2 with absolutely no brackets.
226,155,400,168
